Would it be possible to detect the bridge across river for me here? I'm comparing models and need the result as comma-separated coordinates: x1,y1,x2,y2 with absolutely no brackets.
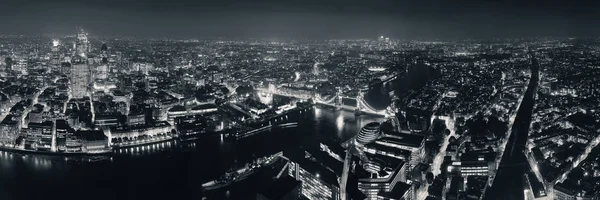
256,88,387,116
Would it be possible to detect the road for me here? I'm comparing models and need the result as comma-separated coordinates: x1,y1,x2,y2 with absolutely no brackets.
485,55,540,200
21,86,48,128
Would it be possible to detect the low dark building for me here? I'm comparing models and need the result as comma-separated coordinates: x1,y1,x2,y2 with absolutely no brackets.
256,176,302,200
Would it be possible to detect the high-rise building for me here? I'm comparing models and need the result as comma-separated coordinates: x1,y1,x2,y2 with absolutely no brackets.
51,40,61,67
97,43,109,80
75,28,90,56
4,57,12,71
71,56,91,98
96,64,108,80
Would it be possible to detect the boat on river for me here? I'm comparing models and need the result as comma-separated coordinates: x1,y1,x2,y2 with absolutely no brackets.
201,152,282,191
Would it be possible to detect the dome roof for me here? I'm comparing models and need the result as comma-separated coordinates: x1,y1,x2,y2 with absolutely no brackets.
356,122,381,144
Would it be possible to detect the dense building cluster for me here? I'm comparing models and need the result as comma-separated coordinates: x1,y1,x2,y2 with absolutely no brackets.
0,30,599,199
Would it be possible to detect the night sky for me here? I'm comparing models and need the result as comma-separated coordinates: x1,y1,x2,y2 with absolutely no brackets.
0,0,598,39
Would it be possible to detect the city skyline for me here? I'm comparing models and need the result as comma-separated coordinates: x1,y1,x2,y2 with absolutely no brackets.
0,1,600,200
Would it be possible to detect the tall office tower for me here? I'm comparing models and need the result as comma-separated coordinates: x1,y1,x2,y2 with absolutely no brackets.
71,56,91,99
96,64,108,81
4,57,12,71
100,44,108,63
51,40,61,67
75,28,90,56
97,43,109,80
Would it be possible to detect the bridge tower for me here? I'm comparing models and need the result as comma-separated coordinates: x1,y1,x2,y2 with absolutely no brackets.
335,87,343,107
356,90,364,112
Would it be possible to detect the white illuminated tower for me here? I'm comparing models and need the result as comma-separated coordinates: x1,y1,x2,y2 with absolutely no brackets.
50,40,60,67
75,28,90,57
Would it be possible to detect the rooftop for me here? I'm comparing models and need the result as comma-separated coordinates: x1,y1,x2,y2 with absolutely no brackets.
168,105,187,112
378,132,425,148
191,103,218,110
75,130,106,142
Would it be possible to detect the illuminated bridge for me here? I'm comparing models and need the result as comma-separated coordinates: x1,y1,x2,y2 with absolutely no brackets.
256,74,401,117
256,86,391,116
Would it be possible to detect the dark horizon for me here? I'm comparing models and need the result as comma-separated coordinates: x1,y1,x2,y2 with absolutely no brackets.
1,0,599,39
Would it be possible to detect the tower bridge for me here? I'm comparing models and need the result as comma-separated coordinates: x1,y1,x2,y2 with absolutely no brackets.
256,88,388,117
254,72,401,117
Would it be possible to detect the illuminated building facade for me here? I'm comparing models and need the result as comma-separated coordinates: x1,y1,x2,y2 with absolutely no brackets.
0,115,21,145
454,161,491,176
94,113,119,128
25,121,55,151
356,156,410,199
287,161,340,200
51,40,60,67
127,113,146,127
71,56,91,98
96,64,108,80
13,58,27,74
75,29,90,56
449,152,496,177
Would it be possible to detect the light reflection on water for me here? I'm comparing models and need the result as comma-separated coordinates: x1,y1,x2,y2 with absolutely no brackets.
336,114,344,138
0,151,55,171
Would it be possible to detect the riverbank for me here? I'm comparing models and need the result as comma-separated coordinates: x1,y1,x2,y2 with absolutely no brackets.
112,135,175,148
0,146,112,157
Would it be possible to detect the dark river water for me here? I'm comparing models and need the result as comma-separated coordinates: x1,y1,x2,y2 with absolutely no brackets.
0,107,383,200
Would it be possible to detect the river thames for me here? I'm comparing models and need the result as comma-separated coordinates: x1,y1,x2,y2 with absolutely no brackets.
0,107,383,200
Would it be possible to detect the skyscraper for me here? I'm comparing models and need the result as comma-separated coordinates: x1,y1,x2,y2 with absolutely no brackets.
97,43,109,80
70,29,92,98
51,40,61,67
71,56,91,98
75,28,90,57
4,57,12,71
